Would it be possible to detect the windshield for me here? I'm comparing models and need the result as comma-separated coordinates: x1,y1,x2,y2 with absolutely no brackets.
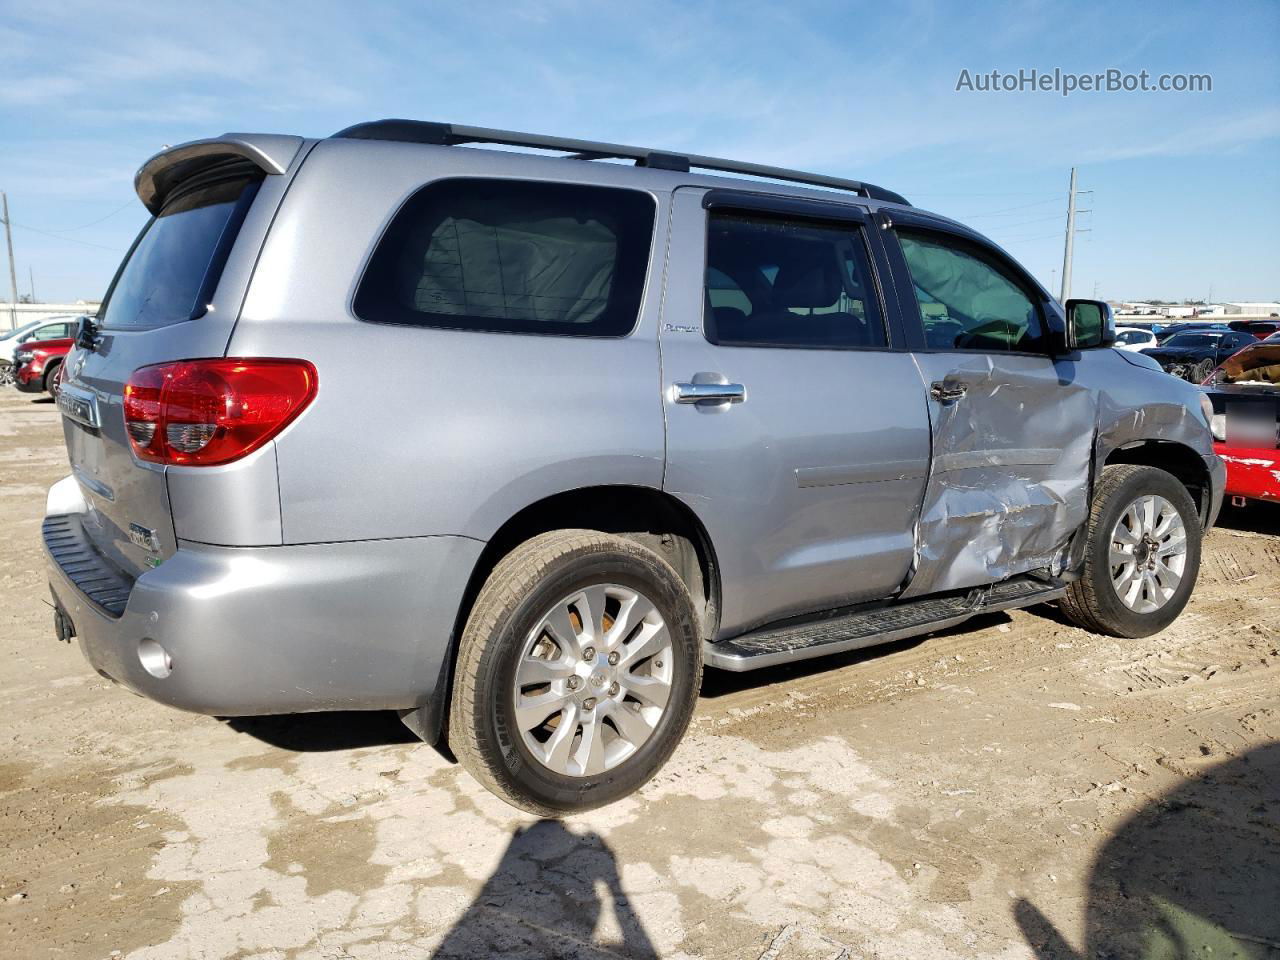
1,319,48,342
1165,333,1220,348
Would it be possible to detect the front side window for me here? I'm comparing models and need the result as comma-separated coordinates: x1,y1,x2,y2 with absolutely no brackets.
355,179,655,338
703,212,885,349
898,230,1045,352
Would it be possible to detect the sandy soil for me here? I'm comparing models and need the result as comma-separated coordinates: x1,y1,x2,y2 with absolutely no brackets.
1,388,1277,960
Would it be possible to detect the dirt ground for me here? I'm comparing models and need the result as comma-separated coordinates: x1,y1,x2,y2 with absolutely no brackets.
2,387,1277,960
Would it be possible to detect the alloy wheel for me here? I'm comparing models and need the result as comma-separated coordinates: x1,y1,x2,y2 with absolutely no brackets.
1109,495,1188,614
511,583,673,777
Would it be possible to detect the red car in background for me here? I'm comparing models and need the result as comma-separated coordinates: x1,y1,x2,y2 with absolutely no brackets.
1201,341,1280,505
13,336,73,397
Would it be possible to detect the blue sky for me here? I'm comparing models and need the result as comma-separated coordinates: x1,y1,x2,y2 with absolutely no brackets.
1,0,1277,304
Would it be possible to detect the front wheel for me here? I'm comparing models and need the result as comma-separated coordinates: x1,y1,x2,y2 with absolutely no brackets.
449,530,702,816
1060,464,1202,637
45,361,63,397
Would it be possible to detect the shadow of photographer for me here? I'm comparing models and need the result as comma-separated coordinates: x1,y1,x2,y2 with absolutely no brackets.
432,819,657,959
1016,743,1280,959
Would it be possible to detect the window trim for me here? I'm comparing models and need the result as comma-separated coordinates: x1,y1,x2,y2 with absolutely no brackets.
351,177,658,340
699,206,893,353
889,221,1055,358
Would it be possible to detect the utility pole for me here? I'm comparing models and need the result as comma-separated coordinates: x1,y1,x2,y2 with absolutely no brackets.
29,266,36,303
1059,168,1092,303
2,192,17,330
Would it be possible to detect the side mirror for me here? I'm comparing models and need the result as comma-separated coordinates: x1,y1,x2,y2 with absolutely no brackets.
74,315,99,351
1065,299,1115,350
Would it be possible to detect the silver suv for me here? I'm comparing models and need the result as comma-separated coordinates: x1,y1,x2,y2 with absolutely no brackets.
43,121,1224,814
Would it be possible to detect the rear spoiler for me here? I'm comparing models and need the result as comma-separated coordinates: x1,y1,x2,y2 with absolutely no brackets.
134,134,305,214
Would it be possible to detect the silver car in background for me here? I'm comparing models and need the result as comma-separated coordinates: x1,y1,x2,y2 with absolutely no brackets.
43,121,1223,813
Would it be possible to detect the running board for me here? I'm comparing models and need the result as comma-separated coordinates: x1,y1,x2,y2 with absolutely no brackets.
704,576,1066,672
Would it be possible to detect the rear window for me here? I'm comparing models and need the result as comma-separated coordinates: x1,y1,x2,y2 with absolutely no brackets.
100,174,259,330
354,179,655,337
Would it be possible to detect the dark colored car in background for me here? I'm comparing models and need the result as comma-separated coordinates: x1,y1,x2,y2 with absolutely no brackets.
1143,329,1259,382
14,336,73,397
1228,318,1280,340
1153,321,1230,345
1202,342,1280,505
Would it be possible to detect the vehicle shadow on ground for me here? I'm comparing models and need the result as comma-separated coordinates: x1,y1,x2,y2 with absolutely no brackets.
223,711,420,751
1215,500,1280,536
1015,743,1280,960
432,818,658,959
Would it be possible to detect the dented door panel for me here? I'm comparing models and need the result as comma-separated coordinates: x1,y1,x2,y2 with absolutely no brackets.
902,352,1095,597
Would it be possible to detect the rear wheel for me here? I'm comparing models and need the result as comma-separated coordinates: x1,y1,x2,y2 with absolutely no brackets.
449,530,702,815
1060,464,1201,637
1190,358,1214,383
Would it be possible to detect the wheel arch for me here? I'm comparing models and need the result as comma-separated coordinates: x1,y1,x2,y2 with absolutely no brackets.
405,484,721,747
1103,440,1213,527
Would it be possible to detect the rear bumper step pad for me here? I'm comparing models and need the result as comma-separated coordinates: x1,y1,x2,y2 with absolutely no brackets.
42,515,135,618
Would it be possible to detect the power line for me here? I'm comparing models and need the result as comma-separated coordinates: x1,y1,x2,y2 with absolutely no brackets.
9,221,120,251
992,212,1065,230
39,199,137,234
958,196,1064,219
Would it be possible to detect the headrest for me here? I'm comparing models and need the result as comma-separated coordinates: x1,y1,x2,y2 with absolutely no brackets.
772,259,840,308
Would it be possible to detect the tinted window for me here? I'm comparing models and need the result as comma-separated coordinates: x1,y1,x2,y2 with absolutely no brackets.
355,179,655,337
898,230,1044,352
101,175,258,330
703,212,885,349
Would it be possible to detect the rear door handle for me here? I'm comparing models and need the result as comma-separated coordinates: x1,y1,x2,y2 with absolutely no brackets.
673,382,746,404
930,380,968,403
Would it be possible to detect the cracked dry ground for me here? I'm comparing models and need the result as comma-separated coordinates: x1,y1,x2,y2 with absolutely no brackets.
2,389,1277,960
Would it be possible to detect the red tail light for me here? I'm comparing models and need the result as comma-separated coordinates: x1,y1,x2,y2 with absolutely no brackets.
124,359,318,466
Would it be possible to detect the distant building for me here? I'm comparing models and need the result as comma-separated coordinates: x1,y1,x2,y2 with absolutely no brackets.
2,301,100,330
1224,302,1280,316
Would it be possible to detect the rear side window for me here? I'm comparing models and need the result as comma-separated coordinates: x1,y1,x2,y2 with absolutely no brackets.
897,229,1045,353
704,212,885,349
101,174,259,330
355,179,655,337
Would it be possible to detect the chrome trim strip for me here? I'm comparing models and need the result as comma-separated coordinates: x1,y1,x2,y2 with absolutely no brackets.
796,460,928,488
57,385,100,430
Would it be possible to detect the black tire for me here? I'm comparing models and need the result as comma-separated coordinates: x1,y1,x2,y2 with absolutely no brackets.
44,361,62,397
1190,358,1214,384
1060,464,1202,638
449,530,702,816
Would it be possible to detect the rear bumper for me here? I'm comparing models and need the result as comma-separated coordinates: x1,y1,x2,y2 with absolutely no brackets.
43,476,484,716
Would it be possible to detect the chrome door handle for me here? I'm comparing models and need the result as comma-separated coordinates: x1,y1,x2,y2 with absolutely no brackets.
930,380,968,403
673,382,746,404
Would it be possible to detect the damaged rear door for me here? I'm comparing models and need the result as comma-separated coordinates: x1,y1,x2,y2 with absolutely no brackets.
882,219,1095,597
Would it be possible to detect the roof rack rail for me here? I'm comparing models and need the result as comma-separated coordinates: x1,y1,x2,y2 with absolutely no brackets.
330,120,909,206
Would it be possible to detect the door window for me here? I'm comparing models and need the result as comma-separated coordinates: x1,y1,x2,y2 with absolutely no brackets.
897,230,1045,353
703,212,886,349
29,322,70,341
